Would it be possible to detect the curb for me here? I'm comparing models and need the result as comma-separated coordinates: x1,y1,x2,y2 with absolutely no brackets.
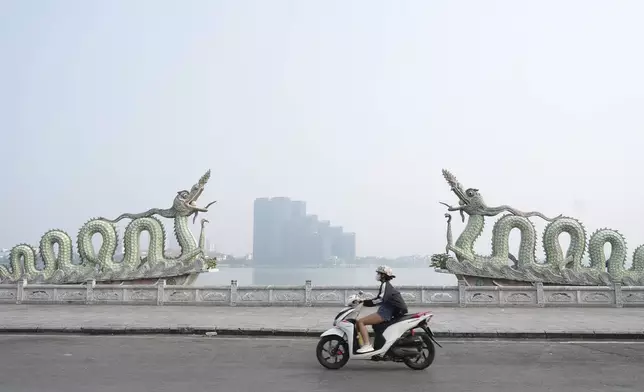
0,327,643,340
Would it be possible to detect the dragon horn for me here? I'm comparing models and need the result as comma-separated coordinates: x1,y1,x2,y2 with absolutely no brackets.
442,169,470,204
198,170,211,187
441,169,461,190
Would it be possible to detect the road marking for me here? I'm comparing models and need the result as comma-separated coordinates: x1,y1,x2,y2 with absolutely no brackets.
430,340,644,345
560,341,644,345
0,334,643,344
0,334,311,342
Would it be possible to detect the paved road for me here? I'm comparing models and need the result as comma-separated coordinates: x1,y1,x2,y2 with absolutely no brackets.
0,335,640,392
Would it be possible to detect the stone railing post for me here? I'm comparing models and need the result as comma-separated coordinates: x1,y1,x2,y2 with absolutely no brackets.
305,280,312,307
16,279,26,304
535,282,545,307
86,279,96,304
230,280,238,307
458,280,466,308
157,280,166,306
614,283,623,308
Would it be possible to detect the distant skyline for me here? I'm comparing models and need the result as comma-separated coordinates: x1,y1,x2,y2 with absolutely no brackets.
253,196,356,265
3,1,644,260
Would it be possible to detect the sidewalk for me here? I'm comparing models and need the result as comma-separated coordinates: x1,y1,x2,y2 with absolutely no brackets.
1,305,644,339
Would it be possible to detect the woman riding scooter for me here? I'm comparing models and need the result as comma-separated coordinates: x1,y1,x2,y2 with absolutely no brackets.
356,265,408,353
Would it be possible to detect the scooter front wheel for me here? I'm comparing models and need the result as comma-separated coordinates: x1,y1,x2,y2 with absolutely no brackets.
316,335,349,370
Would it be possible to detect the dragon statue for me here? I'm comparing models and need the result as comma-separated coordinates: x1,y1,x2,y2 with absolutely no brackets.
0,170,217,285
432,169,644,286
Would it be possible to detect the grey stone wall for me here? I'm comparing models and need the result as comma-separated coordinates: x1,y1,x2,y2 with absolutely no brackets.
0,280,640,307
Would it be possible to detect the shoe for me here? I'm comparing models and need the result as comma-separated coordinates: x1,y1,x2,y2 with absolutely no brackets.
356,344,374,354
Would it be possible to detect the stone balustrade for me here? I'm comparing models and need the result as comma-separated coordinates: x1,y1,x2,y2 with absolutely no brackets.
0,280,641,307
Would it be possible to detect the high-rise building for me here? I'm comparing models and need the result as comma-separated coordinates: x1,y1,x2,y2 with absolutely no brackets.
206,239,216,253
337,232,356,260
252,197,277,265
252,197,356,266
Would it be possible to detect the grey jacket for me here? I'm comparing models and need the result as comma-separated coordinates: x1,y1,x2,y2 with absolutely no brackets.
363,281,408,314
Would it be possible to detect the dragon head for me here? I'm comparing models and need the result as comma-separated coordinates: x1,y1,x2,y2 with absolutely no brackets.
173,170,217,218
461,188,483,207
440,169,561,222
441,169,488,214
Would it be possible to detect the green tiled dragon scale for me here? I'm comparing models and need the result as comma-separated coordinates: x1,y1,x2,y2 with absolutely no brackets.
0,170,217,285
432,169,644,286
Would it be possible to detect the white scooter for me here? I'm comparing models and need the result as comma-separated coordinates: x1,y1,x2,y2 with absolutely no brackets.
315,291,441,370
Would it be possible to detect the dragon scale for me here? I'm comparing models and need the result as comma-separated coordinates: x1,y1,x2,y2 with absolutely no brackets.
438,169,644,286
0,170,216,285
452,214,538,267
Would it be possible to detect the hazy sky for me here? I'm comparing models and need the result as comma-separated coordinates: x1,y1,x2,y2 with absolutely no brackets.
2,1,644,259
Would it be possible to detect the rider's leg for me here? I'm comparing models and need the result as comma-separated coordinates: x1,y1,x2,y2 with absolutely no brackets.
356,312,383,353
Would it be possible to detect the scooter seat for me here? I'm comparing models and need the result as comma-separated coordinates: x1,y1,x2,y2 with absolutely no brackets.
373,312,409,334
394,313,418,322
373,311,430,334
371,311,431,351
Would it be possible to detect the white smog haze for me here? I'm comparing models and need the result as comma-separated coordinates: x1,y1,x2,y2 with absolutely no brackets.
1,0,643,261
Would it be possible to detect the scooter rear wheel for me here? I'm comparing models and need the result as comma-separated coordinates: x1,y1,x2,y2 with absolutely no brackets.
403,334,435,370
316,335,349,370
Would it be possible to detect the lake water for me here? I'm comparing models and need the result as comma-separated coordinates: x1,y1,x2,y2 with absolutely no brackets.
194,267,458,287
